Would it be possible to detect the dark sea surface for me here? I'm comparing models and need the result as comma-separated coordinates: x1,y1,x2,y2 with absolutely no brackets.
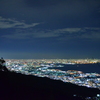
49,63,100,73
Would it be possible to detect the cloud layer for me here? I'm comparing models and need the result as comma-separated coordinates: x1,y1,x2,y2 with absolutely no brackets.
0,0,100,59
2,27,100,41
0,16,40,29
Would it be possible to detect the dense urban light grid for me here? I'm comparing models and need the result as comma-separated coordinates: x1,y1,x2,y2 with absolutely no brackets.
6,59,100,90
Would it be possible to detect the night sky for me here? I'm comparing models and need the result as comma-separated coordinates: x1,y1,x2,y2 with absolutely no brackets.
0,0,100,59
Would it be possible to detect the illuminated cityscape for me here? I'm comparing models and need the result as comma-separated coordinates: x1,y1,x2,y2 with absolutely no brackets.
5,59,100,91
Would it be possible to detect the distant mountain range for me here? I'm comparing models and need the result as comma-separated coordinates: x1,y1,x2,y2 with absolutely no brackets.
0,69,100,100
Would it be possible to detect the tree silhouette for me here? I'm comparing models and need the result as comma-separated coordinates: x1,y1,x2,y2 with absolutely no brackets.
0,57,8,71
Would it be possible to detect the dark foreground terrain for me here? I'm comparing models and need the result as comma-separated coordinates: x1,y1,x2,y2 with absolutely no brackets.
0,70,100,100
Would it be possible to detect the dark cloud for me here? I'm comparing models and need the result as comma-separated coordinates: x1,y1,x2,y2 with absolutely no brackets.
0,0,100,24
25,0,59,7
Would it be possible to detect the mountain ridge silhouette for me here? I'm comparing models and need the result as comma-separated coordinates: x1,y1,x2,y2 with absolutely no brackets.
0,70,100,100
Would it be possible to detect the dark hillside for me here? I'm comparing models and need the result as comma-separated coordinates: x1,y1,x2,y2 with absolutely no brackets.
0,70,100,100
